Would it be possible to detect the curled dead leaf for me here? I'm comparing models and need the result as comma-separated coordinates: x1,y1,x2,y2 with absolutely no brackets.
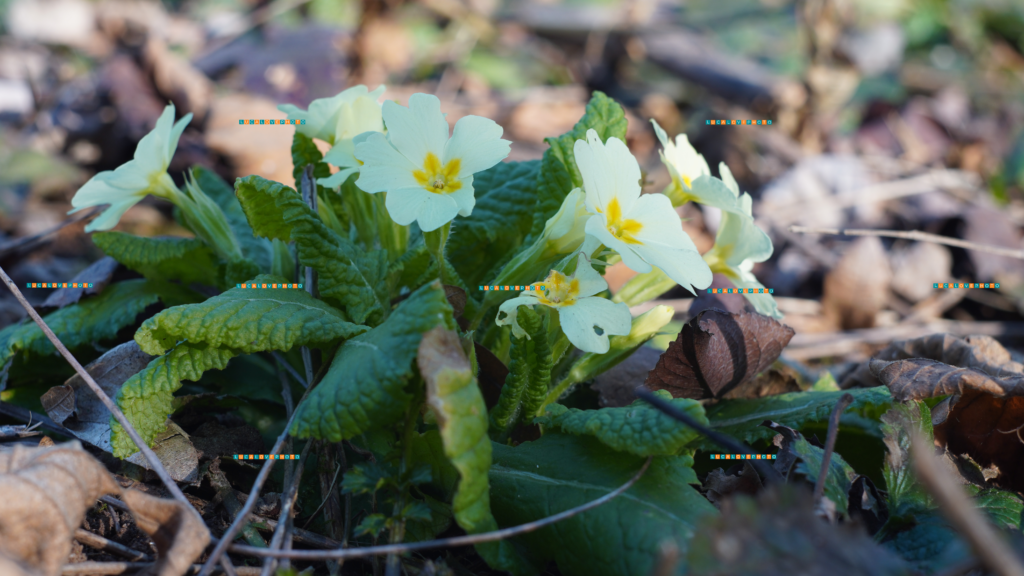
870,357,1023,401
645,309,795,399
704,462,763,508
444,285,467,319
0,442,209,576
41,257,119,309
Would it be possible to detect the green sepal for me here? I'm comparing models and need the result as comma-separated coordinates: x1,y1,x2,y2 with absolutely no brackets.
488,306,550,441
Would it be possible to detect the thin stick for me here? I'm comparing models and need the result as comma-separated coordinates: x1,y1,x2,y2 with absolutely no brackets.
789,226,1024,260
229,457,653,560
74,529,151,562
302,462,343,530
813,393,853,505
198,353,334,576
271,351,308,389
61,562,260,576
261,440,312,576
634,387,784,484
0,265,189,506
911,431,1024,576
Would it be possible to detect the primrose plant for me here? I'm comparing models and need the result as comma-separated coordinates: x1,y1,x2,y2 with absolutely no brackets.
20,85,781,575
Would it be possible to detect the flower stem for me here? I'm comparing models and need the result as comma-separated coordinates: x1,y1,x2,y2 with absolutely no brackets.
423,222,452,285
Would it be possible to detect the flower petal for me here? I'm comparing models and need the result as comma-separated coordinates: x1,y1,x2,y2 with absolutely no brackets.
497,296,542,339
354,132,421,192
317,167,359,189
686,174,740,212
382,93,449,168
584,216,652,274
626,193,700,253
383,187,431,226
651,119,710,191
324,139,358,168
574,130,641,215
632,242,712,294
711,197,773,266
557,297,631,354
71,169,146,210
83,198,143,232
442,115,510,176
413,191,462,232
449,177,476,217
571,252,608,298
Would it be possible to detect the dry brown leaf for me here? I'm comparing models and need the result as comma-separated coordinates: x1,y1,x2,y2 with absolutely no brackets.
822,237,892,330
0,442,209,576
205,93,295,187
889,242,951,303
688,273,753,317
871,357,1024,401
41,257,119,309
99,55,165,142
645,309,795,399
721,368,802,400
843,333,1024,390
144,37,213,120
704,462,763,508
592,346,661,408
932,389,1024,493
444,285,467,319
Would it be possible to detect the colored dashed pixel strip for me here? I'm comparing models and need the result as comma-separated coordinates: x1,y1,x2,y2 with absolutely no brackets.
479,285,546,291
237,283,304,289
234,454,300,460
708,288,774,294
935,283,999,289
27,283,93,288
706,120,772,125
239,119,306,125
710,454,777,460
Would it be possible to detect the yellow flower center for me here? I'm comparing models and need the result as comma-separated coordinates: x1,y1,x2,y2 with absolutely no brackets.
681,174,692,190
604,197,643,245
413,152,462,194
533,270,579,307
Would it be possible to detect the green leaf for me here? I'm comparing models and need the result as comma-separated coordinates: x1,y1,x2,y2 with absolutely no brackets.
691,387,893,451
0,280,197,369
291,281,453,441
488,307,550,441
235,175,390,325
880,400,935,520
789,434,858,515
489,432,716,576
529,92,628,239
447,160,541,287
291,132,332,185
112,341,235,457
355,514,388,538
537,390,707,456
192,166,273,273
415,326,531,574
410,430,460,502
92,231,224,287
133,274,366,356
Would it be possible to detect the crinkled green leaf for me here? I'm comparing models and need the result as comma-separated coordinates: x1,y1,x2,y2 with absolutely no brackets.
691,387,893,451
789,434,858,515
529,92,628,240
112,341,234,457
881,400,934,520
448,160,541,287
134,274,366,356
291,132,332,184
417,326,532,575
235,175,389,325
0,280,198,369
489,307,550,441
489,432,715,576
192,166,273,272
537,390,707,456
92,231,224,286
291,281,453,441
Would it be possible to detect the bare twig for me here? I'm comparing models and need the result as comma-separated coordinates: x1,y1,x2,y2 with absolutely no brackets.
271,351,308,389
0,265,190,506
0,207,103,259
230,457,653,560
208,463,267,548
813,393,853,505
911,431,1024,576
261,440,312,576
61,562,260,575
303,462,343,530
789,225,1024,260
634,387,784,484
198,351,335,576
74,529,151,562
250,517,343,549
